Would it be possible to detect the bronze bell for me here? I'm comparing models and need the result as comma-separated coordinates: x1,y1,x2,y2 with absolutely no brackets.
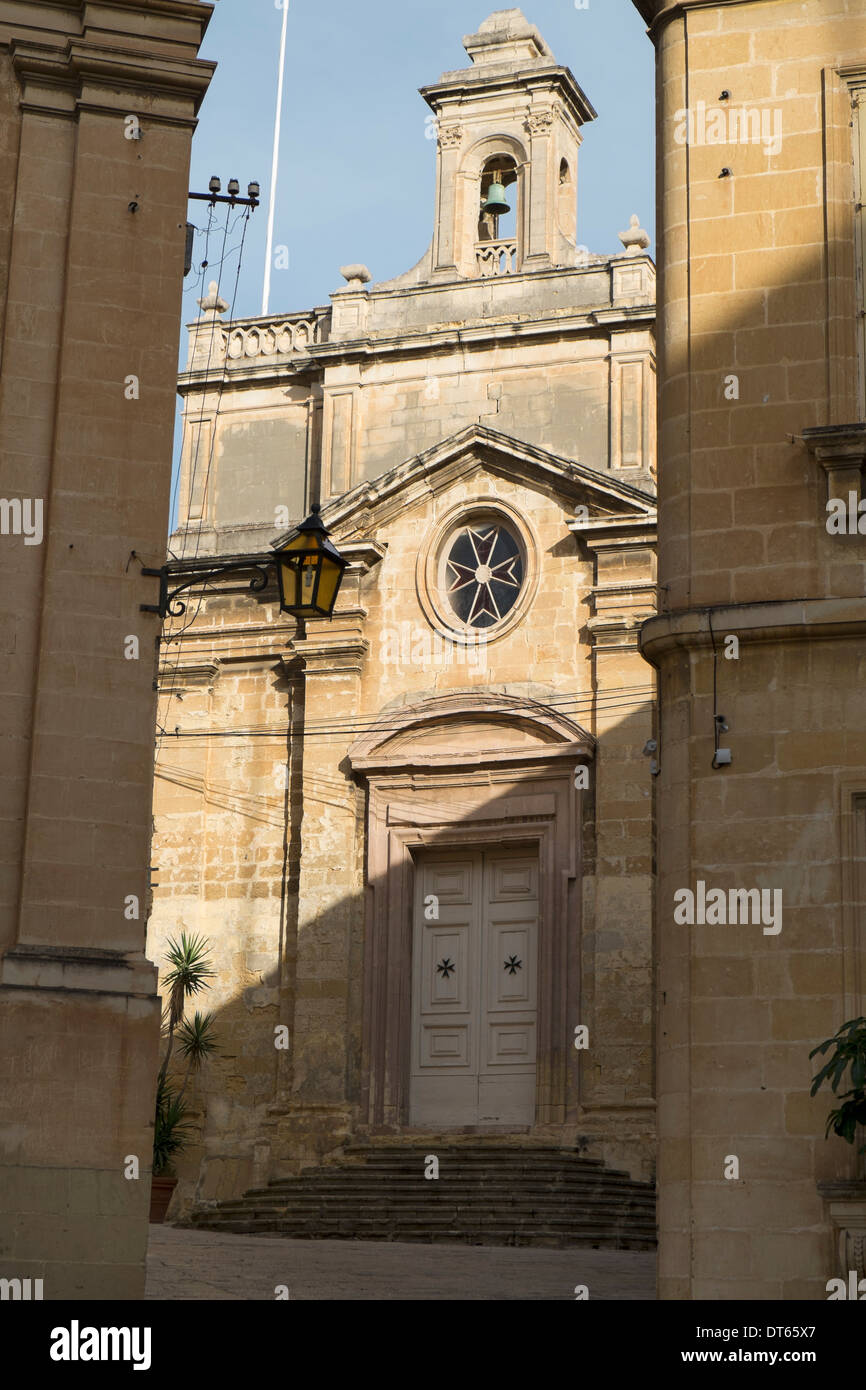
481,179,511,217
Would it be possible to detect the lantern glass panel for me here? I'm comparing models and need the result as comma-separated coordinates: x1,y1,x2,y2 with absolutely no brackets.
314,557,342,614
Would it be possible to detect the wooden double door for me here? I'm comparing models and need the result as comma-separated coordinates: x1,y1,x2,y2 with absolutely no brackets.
410,848,538,1127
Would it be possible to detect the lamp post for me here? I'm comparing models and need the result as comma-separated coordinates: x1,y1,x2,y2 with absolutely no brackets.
139,505,348,621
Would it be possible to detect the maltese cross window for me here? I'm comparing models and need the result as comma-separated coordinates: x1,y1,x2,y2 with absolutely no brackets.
444,523,524,629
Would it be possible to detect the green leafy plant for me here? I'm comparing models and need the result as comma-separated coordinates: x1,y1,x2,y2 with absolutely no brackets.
153,934,219,1177
153,1076,192,1178
810,1017,866,1153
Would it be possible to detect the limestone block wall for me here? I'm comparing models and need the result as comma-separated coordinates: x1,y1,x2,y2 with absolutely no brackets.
174,258,656,550
0,0,214,1298
638,0,866,1299
149,592,298,1211
343,340,613,487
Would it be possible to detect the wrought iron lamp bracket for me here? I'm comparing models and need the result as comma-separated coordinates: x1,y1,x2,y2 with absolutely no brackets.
140,560,272,619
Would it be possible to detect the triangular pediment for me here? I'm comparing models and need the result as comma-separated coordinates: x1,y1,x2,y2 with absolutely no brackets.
273,426,655,547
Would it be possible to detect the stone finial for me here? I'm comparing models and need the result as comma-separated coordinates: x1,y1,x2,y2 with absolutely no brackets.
618,214,651,256
339,264,372,288
464,9,553,65
197,280,229,315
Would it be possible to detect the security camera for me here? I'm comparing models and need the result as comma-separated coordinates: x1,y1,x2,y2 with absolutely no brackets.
642,739,657,756
715,714,729,732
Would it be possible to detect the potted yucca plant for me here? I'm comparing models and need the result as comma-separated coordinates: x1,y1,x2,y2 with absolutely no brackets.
150,932,218,1223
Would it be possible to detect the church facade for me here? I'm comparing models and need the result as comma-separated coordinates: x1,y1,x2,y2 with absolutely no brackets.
149,10,659,1216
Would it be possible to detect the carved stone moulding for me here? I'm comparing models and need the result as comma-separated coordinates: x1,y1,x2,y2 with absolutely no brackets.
525,109,554,135
817,1179,866,1279
437,124,463,149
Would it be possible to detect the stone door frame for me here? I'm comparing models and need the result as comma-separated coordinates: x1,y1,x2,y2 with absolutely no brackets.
348,695,592,1133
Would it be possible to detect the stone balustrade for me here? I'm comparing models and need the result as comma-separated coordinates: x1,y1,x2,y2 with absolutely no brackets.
476,238,519,277
221,314,326,362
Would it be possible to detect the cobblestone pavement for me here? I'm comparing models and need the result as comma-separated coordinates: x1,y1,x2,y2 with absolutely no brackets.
146,1226,656,1300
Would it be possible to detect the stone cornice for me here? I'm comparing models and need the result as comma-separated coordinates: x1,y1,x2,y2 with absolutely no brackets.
632,0,790,39
3,0,215,119
315,310,655,361
587,613,655,651
0,0,214,35
10,37,215,119
802,423,866,459
333,540,387,572
571,517,658,544
290,635,369,676
420,64,597,127
1,944,157,999
177,304,657,393
156,660,219,689
804,423,866,501
641,596,866,662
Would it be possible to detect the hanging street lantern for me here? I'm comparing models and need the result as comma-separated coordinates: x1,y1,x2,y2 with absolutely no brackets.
273,503,349,619
139,502,348,621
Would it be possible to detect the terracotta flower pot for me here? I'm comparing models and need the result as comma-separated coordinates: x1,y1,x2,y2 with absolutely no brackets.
149,1175,178,1224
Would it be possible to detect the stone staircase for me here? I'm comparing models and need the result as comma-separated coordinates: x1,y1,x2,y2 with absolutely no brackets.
185,1144,657,1249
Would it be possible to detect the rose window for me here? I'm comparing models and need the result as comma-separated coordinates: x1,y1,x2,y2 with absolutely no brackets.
443,522,524,629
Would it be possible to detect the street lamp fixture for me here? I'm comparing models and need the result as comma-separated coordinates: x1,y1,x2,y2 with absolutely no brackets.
274,504,349,620
139,504,348,621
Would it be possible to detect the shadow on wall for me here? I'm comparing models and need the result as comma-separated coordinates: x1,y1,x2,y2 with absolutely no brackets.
146,689,657,1222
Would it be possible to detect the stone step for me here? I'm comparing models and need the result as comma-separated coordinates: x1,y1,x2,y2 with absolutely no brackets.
337,1151,615,1171
191,1206,655,1228
215,1202,655,1222
263,1162,641,1184
209,1184,653,1206
188,1217,656,1249
256,1178,653,1201
260,1163,650,1187
199,1202,655,1226
189,1207,656,1233
339,1145,608,1162
182,1144,657,1250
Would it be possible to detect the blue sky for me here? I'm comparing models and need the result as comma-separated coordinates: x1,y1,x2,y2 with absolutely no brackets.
181,0,655,324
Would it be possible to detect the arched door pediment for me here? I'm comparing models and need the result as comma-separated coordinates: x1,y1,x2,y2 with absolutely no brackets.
348,693,594,775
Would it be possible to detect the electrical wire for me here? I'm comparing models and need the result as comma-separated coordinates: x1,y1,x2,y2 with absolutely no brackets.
156,202,255,754
153,686,657,746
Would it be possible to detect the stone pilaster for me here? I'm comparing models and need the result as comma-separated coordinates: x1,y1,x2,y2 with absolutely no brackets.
273,606,369,1166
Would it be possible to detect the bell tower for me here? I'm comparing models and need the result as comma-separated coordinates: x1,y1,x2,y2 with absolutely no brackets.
421,9,597,280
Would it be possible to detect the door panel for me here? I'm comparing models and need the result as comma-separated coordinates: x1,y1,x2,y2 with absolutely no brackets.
410,848,538,1127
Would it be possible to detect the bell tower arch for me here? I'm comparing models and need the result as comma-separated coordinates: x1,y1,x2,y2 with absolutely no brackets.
421,9,597,280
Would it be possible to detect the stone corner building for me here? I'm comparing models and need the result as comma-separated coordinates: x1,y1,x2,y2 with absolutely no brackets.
0,0,214,1298
634,0,866,1298
150,9,659,1220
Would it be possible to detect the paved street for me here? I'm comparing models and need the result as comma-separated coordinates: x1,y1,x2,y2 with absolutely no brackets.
146,1226,656,1300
